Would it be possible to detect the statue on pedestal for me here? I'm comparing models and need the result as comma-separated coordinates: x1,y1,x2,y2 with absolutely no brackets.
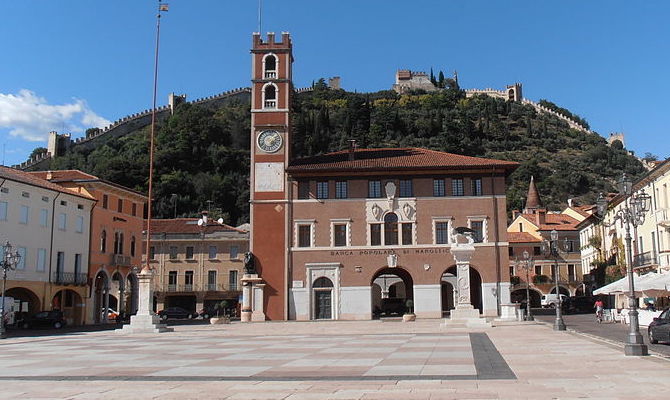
243,252,256,275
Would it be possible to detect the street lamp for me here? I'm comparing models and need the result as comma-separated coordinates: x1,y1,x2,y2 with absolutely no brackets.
596,174,651,356
515,250,534,321
1,241,22,339
543,229,567,331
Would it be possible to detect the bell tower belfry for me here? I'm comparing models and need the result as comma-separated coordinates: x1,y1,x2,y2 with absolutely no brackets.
249,32,293,320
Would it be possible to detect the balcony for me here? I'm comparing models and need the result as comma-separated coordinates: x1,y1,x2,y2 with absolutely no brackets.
264,71,277,79
52,272,88,286
633,251,658,268
160,283,241,293
110,254,131,267
655,208,670,228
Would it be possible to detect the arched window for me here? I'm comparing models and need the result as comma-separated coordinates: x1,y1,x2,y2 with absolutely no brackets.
264,54,277,78
263,83,277,109
130,236,136,257
384,213,399,245
313,277,334,288
100,230,107,253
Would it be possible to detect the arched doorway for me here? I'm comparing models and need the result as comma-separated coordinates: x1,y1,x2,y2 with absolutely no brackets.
371,267,413,317
443,266,482,313
440,271,456,315
5,287,40,321
313,277,334,320
94,271,110,323
111,272,124,315
511,288,542,308
126,273,139,315
52,289,84,326
550,286,570,296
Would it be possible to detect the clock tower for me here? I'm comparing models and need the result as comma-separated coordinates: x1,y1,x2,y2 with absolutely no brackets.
249,32,293,320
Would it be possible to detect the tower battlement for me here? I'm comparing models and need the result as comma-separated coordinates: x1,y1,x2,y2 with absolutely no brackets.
252,32,292,50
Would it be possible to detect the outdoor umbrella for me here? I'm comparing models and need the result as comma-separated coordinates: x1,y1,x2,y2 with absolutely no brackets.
593,272,658,296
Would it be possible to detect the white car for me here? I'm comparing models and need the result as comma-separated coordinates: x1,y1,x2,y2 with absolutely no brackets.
541,294,567,308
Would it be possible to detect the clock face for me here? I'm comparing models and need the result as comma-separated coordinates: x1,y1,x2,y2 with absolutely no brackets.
257,130,283,153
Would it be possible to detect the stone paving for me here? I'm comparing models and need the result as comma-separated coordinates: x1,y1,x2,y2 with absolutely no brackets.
1,319,670,399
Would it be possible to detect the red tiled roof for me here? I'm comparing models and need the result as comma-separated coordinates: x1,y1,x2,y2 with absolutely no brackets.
146,218,248,234
29,170,146,198
521,213,580,231
287,148,519,173
508,232,542,243
569,205,594,218
0,166,95,200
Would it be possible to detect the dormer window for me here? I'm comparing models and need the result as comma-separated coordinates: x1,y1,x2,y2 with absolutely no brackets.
263,54,277,79
263,83,277,109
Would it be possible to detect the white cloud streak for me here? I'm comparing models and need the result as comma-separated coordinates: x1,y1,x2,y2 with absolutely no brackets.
0,89,111,142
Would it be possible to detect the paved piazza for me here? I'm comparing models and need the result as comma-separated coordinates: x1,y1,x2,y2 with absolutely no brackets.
2,319,670,399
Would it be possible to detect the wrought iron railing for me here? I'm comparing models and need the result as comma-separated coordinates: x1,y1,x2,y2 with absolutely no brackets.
52,272,88,286
110,254,131,266
633,251,657,268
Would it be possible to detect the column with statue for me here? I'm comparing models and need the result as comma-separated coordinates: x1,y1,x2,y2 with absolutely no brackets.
241,252,265,322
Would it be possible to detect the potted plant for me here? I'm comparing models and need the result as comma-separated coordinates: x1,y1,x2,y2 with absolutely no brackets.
402,299,416,322
210,300,231,324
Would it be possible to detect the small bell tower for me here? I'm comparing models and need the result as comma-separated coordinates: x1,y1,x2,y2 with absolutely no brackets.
249,32,293,320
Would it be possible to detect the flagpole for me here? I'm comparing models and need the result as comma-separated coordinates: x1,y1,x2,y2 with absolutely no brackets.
144,1,167,273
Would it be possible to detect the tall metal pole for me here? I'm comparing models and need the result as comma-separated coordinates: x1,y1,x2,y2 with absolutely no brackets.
623,206,648,356
550,230,566,331
0,267,8,339
525,260,533,321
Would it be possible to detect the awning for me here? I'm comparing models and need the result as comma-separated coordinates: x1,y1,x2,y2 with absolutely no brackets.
636,272,670,297
593,272,659,296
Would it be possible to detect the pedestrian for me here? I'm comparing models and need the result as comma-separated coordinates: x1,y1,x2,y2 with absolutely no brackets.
594,298,604,323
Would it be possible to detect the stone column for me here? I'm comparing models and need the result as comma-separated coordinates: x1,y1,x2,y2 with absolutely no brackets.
118,268,172,334
447,235,482,322
241,274,263,322
241,281,252,322
252,283,266,321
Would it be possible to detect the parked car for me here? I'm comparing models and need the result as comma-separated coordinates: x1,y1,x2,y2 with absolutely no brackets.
541,294,568,308
101,308,119,320
648,307,670,344
157,307,198,321
380,298,407,316
20,311,66,329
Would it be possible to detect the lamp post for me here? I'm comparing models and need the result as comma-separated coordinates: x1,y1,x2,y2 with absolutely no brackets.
1,241,22,339
596,174,651,356
515,250,534,321
543,229,567,331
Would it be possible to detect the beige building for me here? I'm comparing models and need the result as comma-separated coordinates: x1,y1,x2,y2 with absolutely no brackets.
0,166,96,325
146,217,249,315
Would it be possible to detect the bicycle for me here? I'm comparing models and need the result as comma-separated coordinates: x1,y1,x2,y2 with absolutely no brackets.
595,309,604,323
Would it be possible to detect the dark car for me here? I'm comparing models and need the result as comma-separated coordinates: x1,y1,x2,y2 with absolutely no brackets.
648,307,670,344
380,298,407,316
566,296,596,314
20,311,66,329
157,307,198,321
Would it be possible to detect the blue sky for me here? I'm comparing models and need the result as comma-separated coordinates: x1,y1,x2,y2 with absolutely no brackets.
1,1,668,166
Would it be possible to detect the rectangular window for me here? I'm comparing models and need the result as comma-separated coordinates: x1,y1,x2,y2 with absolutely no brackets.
58,213,67,230
41,196,49,202
298,225,311,247
169,246,178,259
368,180,382,198
229,270,239,291
335,181,348,199
298,181,310,199
535,265,542,275
102,195,108,209
399,179,413,197
185,246,194,259
401,223,413,245
117,199,123,213
184,271,194,290
452,178,464,196
40,209,48,227
0,187,7,193
334,224,347,246
436,222,450,244
21,191,29,198
534,246,541,256
168,271,178,287
131,203,137,217
208,270,217,290
508,247,514,257
74,253,82,275
0,201,7,221
56,251,64,275
384,219,398,246
76,215,84,233
230,245,239,259
471,221,484,243
149,246,156,260
17,247,26,270
316,181,329,199
370,224,382,246
77,204,83,210
208,245,217,260
568,264,576,281
551,265,557,280
433,179,445,197
19,205,29,224
37,248,47,272
60,200,67,206
471,178,482,196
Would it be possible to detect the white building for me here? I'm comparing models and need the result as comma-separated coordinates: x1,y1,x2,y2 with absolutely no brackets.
0,166,95,325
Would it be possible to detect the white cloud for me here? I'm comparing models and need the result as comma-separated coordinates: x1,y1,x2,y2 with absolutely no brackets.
0,89,111,142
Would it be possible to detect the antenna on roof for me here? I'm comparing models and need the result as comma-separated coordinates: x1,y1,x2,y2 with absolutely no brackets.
258,0,263,34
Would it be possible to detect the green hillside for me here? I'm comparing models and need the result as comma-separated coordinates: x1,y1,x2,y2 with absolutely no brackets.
45,84,646,225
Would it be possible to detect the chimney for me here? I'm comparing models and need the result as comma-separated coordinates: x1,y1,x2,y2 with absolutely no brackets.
46,170,53,181
536,209,546,225
348,139,357,161
567,198,573,207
